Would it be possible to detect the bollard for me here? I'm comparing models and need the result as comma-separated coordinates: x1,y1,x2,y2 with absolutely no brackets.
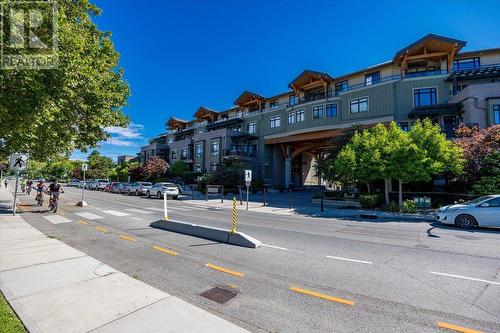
231,196,237,234
320,186,324,212
288,188,292,209
163,192,169,221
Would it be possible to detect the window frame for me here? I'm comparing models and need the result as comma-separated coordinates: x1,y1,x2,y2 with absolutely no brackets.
295,109,305,122
312,105,324,119
493,104,500,125
365,71,380,86
349,97,369,114
270,115,281,128
288,112,295,124
289,95,298,106
326,103,337,117
335,80,348,94
210,140,220,156
247,122,256,134
453,57,480,70
195,142,204,158
413,87,438,107
171,149,177,160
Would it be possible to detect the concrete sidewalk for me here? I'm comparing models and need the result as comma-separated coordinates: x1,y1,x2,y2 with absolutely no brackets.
0,188,248,333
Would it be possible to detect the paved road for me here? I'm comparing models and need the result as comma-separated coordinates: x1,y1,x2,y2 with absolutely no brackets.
16,187,500,333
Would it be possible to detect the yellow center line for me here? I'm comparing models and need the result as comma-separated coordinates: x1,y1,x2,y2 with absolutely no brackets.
206,263,245,277
153,245,178,256
95,226,108,233
78,220,88,225
119,235,137,242
437,322,484,333
289,286,354,306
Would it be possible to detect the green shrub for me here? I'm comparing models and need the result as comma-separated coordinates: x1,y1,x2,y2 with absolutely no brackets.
401,199,417,214
358,194,383,208
385,201,400,212
197,173,214,192
170,161,188,177
182,171,202,185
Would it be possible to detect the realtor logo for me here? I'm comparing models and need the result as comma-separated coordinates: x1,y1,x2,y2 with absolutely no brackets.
0,0,59,69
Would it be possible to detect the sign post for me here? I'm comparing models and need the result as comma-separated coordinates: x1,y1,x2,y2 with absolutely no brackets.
244,170,252,211
9,154,27,216
77,163,88,207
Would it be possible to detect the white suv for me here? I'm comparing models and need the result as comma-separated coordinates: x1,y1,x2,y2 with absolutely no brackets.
147,182,179,199
96,179,110,191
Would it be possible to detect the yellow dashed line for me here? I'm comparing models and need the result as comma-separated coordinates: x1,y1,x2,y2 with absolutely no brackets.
437,321,484,333
119,235,137,242
289,286,354,306
78,220,88,225
95,226,108,233
206,263,244,277
153,245,178,256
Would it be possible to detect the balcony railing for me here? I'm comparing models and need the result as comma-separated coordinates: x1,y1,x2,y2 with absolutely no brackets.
225,150,256,158
405,69,448,78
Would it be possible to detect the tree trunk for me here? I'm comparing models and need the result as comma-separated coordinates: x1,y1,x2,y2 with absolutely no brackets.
366,182,370,194
384,178,390,205
398,179,403,206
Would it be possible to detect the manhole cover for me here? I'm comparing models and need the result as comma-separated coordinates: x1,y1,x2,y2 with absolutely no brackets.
200,286,237,304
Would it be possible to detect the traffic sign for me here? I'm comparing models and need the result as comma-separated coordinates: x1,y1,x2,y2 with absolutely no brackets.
81,163,88,171
244,170,252,182
9,154,27,171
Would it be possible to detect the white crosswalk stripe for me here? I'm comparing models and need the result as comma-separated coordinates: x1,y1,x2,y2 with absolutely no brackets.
102,210,130,217
74,212,104,220
125,208,154,215
43,215,72,224
144,207,164,212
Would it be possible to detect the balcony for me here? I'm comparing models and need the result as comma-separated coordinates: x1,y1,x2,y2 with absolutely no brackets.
447,63,500,82
224,150,256,159
405,69,448,78
408,103,462,118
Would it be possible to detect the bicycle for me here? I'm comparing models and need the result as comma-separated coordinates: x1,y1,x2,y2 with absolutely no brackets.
26,185,31,196
48,192,60,213
36,191,44,206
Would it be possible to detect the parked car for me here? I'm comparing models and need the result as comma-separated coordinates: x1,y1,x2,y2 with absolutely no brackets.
147,182,179,199
110,182,125,193
85,180,97,190
68,179,80,187
104,182,117,192
120,183,132,194
436,195,500,228
129,182,153,196
95,179,110,191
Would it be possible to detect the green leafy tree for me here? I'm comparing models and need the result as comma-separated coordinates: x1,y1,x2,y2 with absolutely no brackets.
170,161,188,177
127,161,143,182
27,160,48,179
86,151,114,179
472,151,500,195
0,0,130,160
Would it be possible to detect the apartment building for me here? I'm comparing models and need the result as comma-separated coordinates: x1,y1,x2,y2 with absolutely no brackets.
155,34,500,188
139,133,168,164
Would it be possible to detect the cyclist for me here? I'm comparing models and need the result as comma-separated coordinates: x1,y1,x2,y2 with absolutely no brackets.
35,180,46,204
26,179,33,195
48,179,64,206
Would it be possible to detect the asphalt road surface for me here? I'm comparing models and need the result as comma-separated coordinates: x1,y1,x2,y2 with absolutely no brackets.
16,187,500,333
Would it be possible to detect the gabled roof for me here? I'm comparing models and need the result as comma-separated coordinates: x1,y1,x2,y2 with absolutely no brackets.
234,91,266,106
288,69,334,90
166,117,188,130
193,106,219,120
394,33,466,62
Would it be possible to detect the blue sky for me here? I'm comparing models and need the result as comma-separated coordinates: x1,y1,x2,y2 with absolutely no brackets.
73,0,500,160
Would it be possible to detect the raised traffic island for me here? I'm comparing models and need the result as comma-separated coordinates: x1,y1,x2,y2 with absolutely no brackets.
150,220,262,248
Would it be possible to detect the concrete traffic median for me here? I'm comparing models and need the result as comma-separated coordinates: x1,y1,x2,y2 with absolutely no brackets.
150,220,262,248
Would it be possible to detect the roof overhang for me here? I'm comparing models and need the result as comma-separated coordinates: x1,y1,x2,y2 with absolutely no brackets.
166,117,188,130
408,103,462,118
234,91,266,108
394,34,466,63
193,106,219,120
288,70,334,91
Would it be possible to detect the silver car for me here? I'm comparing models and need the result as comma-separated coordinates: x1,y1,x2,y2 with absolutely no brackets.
436,195,500,228
129,182,153,196
147,182,179,199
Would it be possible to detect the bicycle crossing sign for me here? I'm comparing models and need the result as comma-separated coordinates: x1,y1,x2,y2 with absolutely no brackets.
9,154,27,171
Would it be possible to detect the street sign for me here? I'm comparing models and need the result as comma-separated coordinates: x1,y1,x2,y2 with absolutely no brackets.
81,163,88,171
9,154,27,171
245,170,252,182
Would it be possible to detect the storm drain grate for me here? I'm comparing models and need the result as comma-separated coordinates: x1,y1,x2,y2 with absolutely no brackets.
200,286,237,304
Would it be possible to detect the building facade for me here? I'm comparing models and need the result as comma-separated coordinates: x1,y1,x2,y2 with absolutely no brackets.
117,155,136,164
139,133,169,164
159,34,499,188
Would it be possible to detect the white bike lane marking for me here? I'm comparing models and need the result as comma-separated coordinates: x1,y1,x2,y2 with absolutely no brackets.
430,271,500,285
102,210,130,217
125,208,154,215
74,212,104,220
43,215,72,224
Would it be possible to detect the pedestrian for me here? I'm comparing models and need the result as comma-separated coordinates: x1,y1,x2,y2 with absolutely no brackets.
4,179,7,188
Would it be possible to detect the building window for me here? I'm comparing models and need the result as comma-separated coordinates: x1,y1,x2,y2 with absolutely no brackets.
181,148,188,159
313,105,324,119
398,122,409,132
350,97,368,113
365,71,380,86
289,95,298,106
210,140,219,156
195,143,204,158
247,122,256,134
270,116,281,128
167,137,173,144
195,164,202,172
171,150,177,160
494,105,500,125
335,80,348,94
210,163,218,172
326,103,337,117
296,110,305,122
288,112,295,124
270,99,279,109
414,87,437,107
453,57,480,70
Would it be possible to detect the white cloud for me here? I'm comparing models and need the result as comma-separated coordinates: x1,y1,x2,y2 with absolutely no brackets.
105,123,144,139
105,137,137,147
